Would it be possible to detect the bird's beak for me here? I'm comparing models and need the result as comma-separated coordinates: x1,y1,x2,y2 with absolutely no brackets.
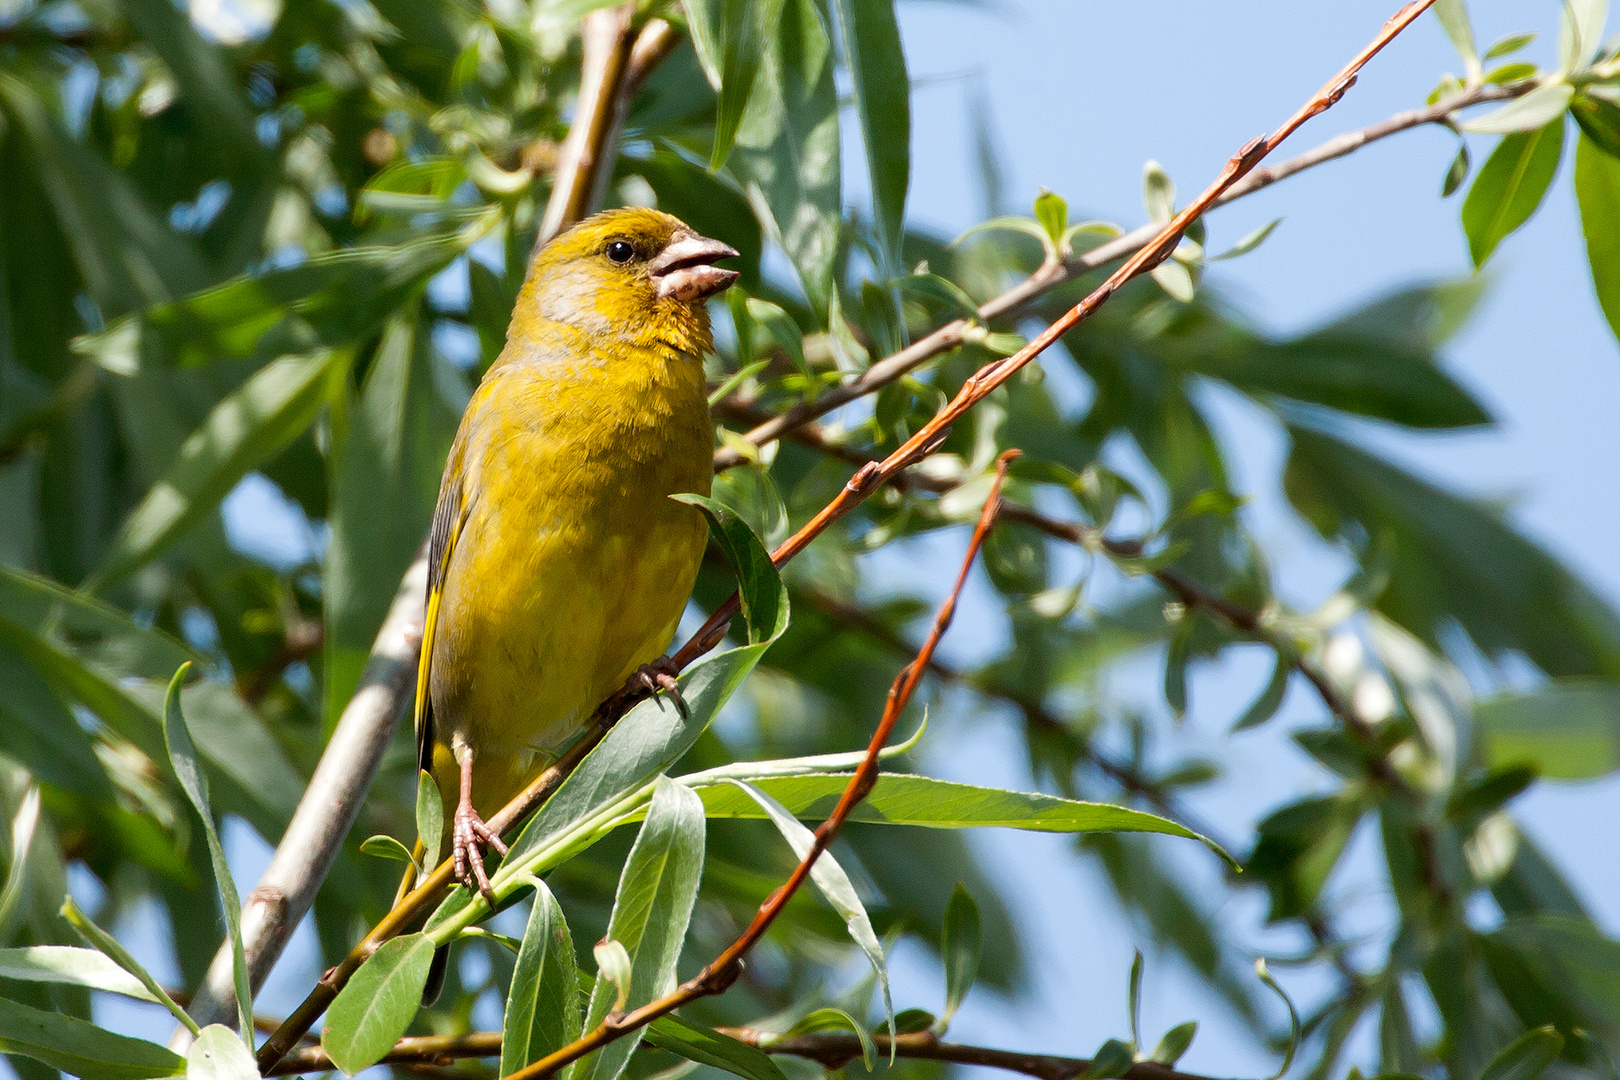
649,231,741,302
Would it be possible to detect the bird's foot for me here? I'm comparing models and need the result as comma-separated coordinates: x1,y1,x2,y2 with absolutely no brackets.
633,658,687,717
452,798,507,906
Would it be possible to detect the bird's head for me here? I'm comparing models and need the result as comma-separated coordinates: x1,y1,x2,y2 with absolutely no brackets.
519,207,740,355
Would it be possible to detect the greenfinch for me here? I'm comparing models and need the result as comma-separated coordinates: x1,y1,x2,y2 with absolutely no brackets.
415,207,738,897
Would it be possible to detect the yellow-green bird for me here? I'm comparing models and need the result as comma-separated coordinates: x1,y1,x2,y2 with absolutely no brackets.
415,207,738,897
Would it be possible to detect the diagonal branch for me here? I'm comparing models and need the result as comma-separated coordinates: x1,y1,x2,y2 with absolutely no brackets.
501,451,1020,1080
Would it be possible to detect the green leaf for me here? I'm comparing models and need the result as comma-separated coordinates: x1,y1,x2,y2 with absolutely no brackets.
1461,84,1574,135
772,1009,875,1070
672,494,788,643
677,772,1231,863
1462,119,1565,266
502,877,581,1076
0,72,207,316
358,835,417,864
0,627,114,799
92,349,348,588
161,664,252,1047
1558,0,1608,72
688,0,787,169
1210,218,1282,260
834,0,911,267
0,786,41,945
61,898,198,1035
1151,1021,1198,1066
1575,131,1620,349
1484,32,1536,61
1142,160,1176,223
80,226,479,372
1244,793,1364,922
0,565,196,677
643,1015,788,1080
321,934,438,1076
1033,189,1068,246
0,997,184,1080
1232,655,1291,732
1164,619,1192,717
593,938,633,1012
1285,423,1620,681
1434,0,1482,79
940,884,981,1028
1443,142,1473,197
415,769,444,875
730,0,841,312
1128,949,1144,1047
116,0,261,164
1255,959,1300,1080
1572,92,1620,159
1476,680,1620,778
726,779,894,1042
1478,1026,1564,1080
0,945,162,1002
576,778,706,1080
1083,1038,1135,1080
184,1024,259,1080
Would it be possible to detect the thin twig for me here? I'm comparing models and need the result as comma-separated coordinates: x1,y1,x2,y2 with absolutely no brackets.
711,78,1529,470
502,452,1019,1080
261,1026,1228,1080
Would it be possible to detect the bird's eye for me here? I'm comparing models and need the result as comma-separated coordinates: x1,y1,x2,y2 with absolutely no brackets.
605,240,636,264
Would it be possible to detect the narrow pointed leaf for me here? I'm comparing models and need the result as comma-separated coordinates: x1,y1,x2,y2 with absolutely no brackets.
576,778,706,1080
1575,132,1620,348
725,779,894,1043
0,997,184,1080
835,0,910,267
162,664,252,1046
501,877,580,1074
93,349,347,587
321,934,437,1076
1462,120,1565,266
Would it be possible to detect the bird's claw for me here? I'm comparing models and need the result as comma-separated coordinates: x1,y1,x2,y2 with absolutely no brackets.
635,659,687,717
452,801,507,907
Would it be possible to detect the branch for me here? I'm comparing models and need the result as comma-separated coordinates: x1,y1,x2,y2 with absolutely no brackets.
261,1026,1227,1080
710,77,1529,471
721,1027,1227,1080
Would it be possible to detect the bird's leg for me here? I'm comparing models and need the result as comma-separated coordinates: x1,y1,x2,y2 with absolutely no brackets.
633,657,687,717
451,745,507,906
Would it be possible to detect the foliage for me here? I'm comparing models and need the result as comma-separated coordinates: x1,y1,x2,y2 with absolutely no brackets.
1,2,1619,1080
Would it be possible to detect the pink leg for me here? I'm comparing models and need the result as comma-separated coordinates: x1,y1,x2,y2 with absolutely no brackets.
451,747,508,905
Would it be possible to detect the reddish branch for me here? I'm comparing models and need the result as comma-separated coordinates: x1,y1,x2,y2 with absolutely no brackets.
256,5,1439,1068
503,451,1020,1080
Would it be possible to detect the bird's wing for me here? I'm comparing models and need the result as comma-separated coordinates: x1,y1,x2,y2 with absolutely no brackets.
415,444,472,775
